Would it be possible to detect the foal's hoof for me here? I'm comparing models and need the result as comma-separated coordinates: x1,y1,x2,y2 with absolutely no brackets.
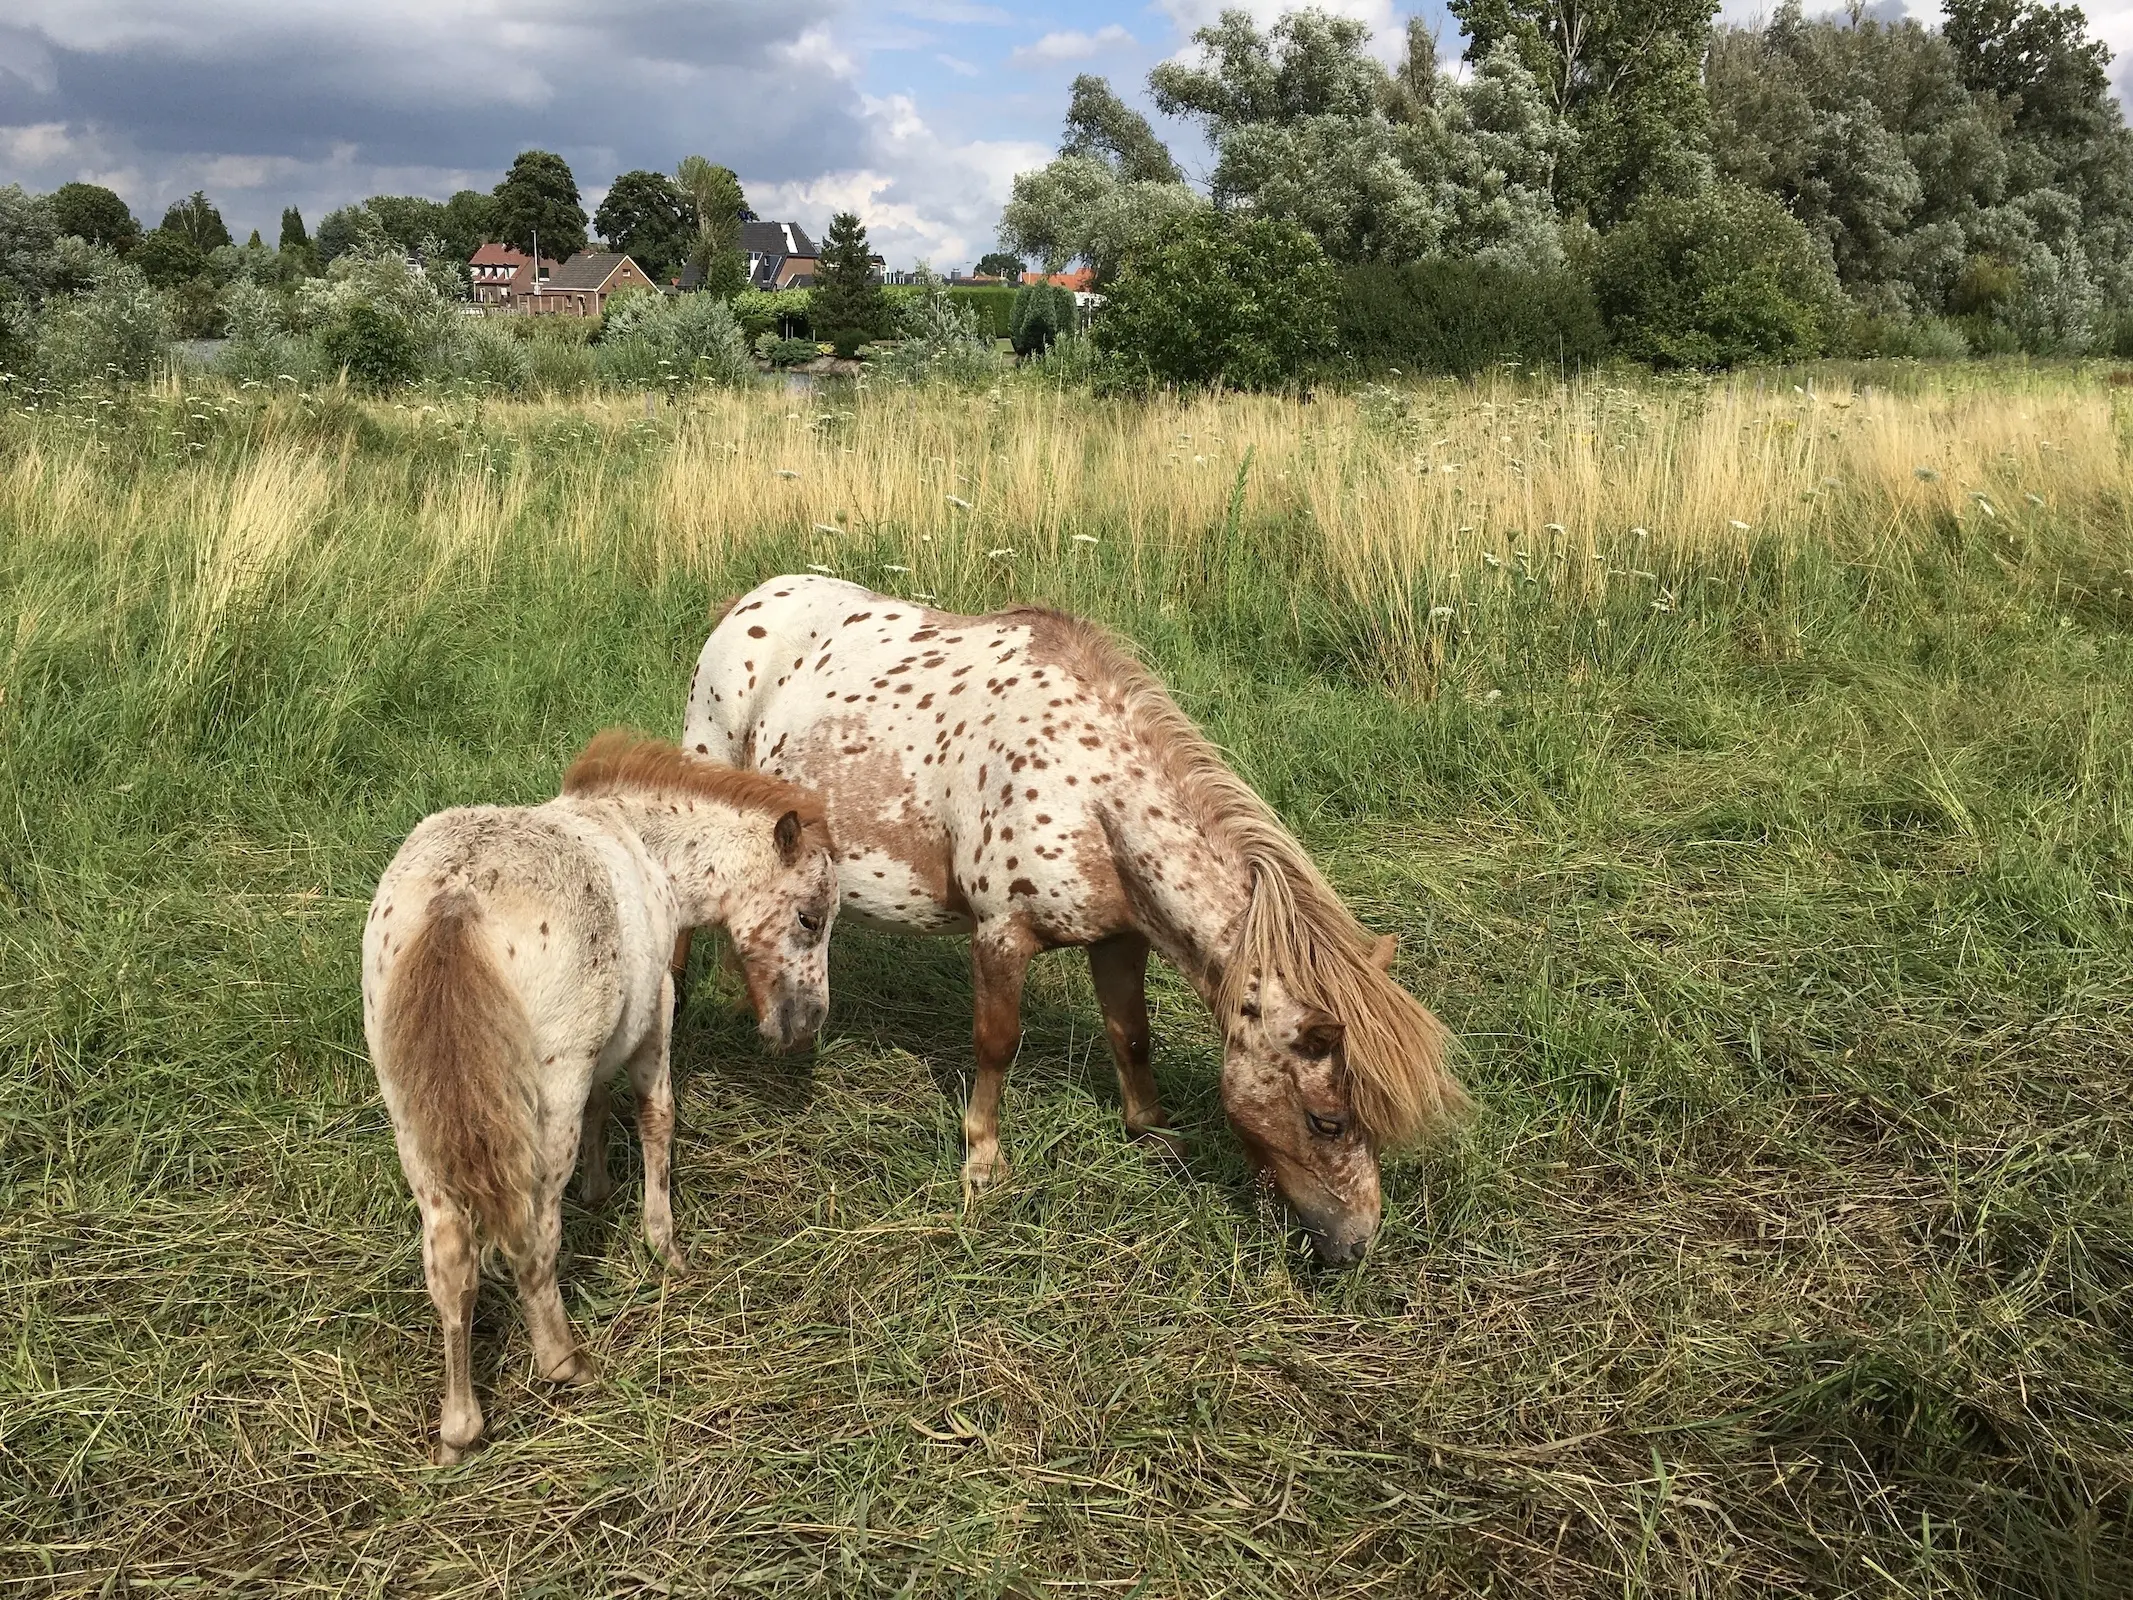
1129,1122,1188,1163
541,1350,595,1386
578,1174,615,1209
436,1434,480,1466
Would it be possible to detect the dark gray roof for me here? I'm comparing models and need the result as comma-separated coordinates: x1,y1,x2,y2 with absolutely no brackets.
740,221,817,259
538,252,638,291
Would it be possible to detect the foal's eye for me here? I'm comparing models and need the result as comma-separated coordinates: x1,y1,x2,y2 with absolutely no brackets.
1240,1002,1262,1021
797,911,822,934
1307,1112,1345,1139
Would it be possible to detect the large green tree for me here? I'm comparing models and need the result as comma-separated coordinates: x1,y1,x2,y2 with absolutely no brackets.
1000,75,1206,277
439,190,498,261
49,183,138,252
491,150,588,261
159,191,231,252
595,169,695,280
809,212,889,356
675,157,750,295
1447,0,1717,222
1145,14,1573,265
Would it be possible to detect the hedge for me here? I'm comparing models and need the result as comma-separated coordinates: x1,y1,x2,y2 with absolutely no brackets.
1339,259,1608,378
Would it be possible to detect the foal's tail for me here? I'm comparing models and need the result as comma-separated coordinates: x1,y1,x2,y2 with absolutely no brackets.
380,892,538,1257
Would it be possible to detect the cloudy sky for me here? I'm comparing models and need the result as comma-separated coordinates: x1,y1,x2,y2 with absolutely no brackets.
1,0,2127,269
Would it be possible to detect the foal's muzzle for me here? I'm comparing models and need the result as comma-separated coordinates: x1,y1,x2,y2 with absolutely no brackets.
764,994,827,1054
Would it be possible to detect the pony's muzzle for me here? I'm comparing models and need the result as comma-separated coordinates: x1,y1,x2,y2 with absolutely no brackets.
764,995,827,1053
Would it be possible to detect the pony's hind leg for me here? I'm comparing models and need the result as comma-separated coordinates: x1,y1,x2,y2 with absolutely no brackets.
418,1190,484,1464
1088,932,1181,1157
515,1116,593,1385
964,920,1037,1195
627,973,685,1268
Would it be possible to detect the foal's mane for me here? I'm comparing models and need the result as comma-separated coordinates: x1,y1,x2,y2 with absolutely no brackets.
563,729,830,839
1009,608,1469,1149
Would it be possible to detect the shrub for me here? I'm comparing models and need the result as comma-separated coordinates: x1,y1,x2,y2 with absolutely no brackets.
879,273,1006,385
525,337,597,396
732,287,810,344
756,335,820,368
1339,260,1608,377
1095,210,1338,390
594,291,752,387
1856,315,1972,360
1591,183,1845,369
442,318,534,390
34,266,172,384
1010,283,1078,358
320,301,420,390
946,286,1017,340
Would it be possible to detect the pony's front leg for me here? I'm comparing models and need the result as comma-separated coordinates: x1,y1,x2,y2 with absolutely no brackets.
577,1079,615,1208
628,974,685,1269
1088,932,1182,1157
964,920,1037,1195
417,1191,483,1465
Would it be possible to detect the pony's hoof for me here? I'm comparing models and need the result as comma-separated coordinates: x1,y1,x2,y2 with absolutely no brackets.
578,1175,615,1209
1129,1122,1187,1162
436,1435,478,1466
541,1350,595,1386
961,1146,1009,1197
651,1236,688,1273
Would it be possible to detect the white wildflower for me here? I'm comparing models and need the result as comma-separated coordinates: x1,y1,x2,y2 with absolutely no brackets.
946,495,972,510
1430,605,1455,621
1072,534,1100,544
882,564,911,573
2026,492,2045,507
988,548,1015,559
807,564,836,574
1632,526,1649,539
1728,519,1751,531
1544,522,1565,534
1483,551,1503,568
812,524,842,536
777,469,800,479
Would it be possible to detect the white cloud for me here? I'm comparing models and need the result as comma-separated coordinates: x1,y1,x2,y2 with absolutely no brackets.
1009,24,1135,67
746,93,1047,269
937,53,982,76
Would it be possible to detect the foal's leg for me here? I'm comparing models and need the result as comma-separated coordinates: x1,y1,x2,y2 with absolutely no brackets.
669,929,693,1013
964,920,1037,1194
1088,932,1181,1155
417,1189,483,1464
515,1113,592,1385
628,974,685,1268
578,1079,615,1208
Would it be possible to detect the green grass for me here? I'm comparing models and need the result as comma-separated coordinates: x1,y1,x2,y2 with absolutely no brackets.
1,377,2130,1595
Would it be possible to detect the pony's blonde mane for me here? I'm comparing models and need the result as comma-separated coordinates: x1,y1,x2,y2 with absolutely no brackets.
1011,609,1469,1148
563,729,831,844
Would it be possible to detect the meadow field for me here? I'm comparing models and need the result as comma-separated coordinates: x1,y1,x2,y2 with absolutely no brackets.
1,366,2130,1596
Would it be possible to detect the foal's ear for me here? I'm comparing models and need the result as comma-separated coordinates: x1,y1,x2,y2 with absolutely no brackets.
1369,933,1398,972
773,809,804,864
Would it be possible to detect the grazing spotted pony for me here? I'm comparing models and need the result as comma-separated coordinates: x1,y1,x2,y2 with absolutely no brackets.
678,575,1466,1262
363,731,837,1462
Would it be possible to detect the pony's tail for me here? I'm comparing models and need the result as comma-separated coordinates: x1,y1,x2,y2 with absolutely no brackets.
380,893,538,1257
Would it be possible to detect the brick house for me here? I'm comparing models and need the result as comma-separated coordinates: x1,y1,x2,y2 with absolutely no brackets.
517,252,656,316
675,221,823,291
469,242,531,306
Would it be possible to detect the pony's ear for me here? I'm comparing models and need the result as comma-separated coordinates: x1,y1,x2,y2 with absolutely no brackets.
1369,933,1398,972
1296,1016,1346,1059
773,810,804,864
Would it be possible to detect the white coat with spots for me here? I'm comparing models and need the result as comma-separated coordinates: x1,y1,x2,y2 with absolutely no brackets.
362,732,837,1462
680,575,1466,1262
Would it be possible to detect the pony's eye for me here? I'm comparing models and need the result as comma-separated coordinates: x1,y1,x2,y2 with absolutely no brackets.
797,911,822,934
1307,1112,1345,1139
1240,1002,1262,1021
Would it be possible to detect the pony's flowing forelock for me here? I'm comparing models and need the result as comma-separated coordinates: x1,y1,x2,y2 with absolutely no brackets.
1010,610,1470,1148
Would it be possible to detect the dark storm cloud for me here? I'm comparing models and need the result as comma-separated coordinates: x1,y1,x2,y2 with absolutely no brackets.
0,1,871,225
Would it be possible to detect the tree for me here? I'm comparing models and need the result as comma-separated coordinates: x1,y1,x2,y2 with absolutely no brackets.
0,185,60,305
131,229,210,290
1143,15,1572,266
1093,209,1339,388
279,207,310,252
976,251,1026,280
810,212,889,356
491,150,588,261
362,195,450,256
1944,0,2115,142
1000,73,1206,278
1590,181,1846,365
49,183,138,252
676,157,750,295
595,170,695,281
315,205,372,265
1448,0,1718,222
440,190,498,261
1061,74,1185,183
160,191,232,252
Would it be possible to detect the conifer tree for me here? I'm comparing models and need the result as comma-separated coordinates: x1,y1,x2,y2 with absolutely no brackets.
810,212,888,356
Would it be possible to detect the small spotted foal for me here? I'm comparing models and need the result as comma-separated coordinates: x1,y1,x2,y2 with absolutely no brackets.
363,731,837,1462
680,575,1467,1263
